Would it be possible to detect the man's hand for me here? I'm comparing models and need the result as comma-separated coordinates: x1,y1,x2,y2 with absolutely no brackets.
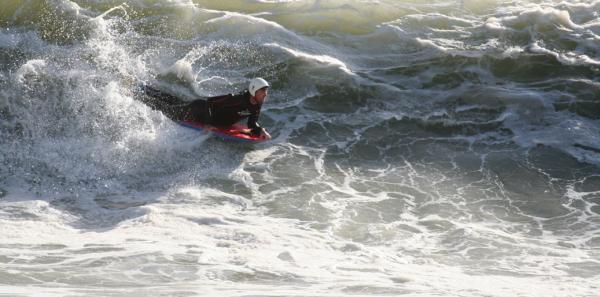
240,128,253,135
240,128,271,140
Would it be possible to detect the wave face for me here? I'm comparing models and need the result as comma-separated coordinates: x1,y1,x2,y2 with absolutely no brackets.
1,0,600,296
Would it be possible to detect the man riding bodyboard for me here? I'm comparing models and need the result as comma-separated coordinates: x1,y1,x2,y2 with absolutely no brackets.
140,78,271,140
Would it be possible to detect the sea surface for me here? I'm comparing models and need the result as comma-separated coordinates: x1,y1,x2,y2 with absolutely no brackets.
1,0,600,296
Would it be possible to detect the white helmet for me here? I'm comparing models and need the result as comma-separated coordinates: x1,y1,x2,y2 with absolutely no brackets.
249,77,269,96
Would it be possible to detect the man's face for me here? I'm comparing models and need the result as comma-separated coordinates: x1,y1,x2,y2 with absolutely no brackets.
254,87,268,104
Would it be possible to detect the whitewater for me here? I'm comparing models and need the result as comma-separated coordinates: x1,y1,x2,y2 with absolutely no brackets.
1,0,600,296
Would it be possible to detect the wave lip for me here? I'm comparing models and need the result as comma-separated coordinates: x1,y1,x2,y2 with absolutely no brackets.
265,42,354,75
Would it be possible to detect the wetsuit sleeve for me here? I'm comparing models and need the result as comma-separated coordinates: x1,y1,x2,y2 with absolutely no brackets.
247,108,262,136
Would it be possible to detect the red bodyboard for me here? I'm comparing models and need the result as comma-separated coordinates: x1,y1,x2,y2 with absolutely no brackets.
179,121,268,143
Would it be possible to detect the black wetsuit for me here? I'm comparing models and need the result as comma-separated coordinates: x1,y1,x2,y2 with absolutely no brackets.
141,86,263,136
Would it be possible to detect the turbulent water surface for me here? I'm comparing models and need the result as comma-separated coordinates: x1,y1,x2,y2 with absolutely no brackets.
1,0,600,296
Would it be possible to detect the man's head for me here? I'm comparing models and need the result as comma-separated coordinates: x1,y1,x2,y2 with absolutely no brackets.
249,77,269,104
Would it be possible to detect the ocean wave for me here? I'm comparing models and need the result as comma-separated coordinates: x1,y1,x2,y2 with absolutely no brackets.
1,1,600,296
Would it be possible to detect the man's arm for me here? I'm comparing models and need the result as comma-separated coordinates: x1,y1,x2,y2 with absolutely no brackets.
243,108,270,139
247,109,262,136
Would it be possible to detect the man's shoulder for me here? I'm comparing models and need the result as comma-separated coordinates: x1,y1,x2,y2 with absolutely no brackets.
207,90,251,106
232,90,250,99
207,93,233,105
208,93,233,100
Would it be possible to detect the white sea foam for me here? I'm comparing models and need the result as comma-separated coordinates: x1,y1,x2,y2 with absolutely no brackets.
2,183,596,296
163,58,197,82
14,59,47,84
528,41,600,66
265,42,355,75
